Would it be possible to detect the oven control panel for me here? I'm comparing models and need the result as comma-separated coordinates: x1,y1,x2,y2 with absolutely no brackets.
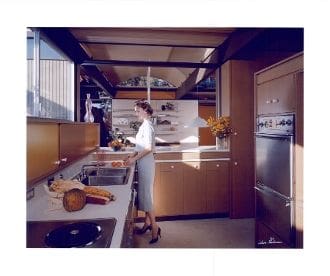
257,114,294,135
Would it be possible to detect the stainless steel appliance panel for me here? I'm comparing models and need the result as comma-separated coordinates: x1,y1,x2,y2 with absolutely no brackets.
256,134,293,197
255,185,294,246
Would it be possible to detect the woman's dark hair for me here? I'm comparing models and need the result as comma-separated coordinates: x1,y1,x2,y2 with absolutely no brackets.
134,99,153,115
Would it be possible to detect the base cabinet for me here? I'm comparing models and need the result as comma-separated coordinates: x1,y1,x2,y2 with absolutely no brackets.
205,161,229,214
183,162,206,214
153,160,229,217
154,162,184,216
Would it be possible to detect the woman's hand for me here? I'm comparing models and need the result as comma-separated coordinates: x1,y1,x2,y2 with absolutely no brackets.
123,156,135,166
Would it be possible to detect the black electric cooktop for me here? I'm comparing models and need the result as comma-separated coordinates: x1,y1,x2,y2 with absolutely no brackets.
27,218,116,248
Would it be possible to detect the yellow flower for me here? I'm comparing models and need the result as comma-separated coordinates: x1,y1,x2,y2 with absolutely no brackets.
109,139,124,148
207,116,232,138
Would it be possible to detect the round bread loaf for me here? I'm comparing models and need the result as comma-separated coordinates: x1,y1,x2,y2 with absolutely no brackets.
63,188,86,212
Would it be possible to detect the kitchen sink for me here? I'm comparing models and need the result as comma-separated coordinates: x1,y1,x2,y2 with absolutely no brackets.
77,166,130,186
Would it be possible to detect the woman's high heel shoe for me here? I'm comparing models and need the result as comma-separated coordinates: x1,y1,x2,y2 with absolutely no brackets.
136,224,152,235
149,227,161,244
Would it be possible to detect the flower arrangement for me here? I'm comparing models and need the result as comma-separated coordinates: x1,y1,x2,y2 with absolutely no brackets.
109,139,124,151
207,116,232,138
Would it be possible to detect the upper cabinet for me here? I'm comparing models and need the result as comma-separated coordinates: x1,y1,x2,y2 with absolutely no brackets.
27,119,100,185
27,122,60,184
255,52,303,115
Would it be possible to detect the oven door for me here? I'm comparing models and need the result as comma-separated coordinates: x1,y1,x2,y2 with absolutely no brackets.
256,133,293,198
255,185,294,246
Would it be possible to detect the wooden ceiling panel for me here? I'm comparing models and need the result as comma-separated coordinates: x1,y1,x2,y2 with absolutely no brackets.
87,44,172,61
70,27,235,47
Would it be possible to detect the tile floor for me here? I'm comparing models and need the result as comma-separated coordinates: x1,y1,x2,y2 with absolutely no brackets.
133,217,255,248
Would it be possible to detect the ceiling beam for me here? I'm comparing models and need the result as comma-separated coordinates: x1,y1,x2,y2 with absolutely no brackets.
175,28,267,99
38,27,115,96
220,28,267,63
39,27,89,64
82,65,116,97
175,48,219,99
82,59,218,69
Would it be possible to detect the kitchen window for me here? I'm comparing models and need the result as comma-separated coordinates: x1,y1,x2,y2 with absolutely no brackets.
27,28,74,121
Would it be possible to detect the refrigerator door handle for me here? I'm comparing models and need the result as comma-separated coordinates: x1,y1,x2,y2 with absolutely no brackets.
254,185,293,202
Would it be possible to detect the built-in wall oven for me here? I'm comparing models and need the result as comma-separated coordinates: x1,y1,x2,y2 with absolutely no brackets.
255,113,295,247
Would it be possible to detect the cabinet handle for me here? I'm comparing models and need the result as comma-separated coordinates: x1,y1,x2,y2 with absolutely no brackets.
234,162,238,166
234,132,238,136
271,98,279,103
61,157,68,163
54,160,61,165
266,100,271,104
216,164,220,167
170,165,174,169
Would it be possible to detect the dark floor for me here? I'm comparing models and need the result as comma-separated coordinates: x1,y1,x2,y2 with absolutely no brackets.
133,217,255,248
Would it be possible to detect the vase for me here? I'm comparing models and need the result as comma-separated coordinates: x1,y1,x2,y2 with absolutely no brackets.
217,136,229,149
113,146,121,152
84,93,94,123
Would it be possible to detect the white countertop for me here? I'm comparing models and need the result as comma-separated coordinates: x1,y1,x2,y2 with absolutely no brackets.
26,157,135,248
98,144,228,154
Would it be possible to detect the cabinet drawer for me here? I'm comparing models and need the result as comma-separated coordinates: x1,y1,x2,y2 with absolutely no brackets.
205,161,228,171
183,161,201,170
159,162,182,172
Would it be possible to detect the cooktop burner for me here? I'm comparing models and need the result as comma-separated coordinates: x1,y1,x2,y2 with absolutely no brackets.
27,218,116,248
45,222,102,248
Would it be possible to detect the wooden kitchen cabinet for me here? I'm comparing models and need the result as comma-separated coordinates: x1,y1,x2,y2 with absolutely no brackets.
257,74,296,115
151,151,231,218
60,123,99,165
154,162,184,216
221,60,264,218
255,52,303,115
182,162,206,215
27,119,100,185
205,161,229,213
27,122,60,184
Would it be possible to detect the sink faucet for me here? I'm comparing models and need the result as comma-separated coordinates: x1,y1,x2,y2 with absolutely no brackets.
79,162,105,180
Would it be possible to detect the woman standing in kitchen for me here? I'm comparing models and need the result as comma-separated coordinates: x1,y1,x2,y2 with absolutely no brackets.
123,99,161,244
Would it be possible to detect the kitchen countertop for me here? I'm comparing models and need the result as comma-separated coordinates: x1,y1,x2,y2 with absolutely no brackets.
26,155,135,248
98,144,228,154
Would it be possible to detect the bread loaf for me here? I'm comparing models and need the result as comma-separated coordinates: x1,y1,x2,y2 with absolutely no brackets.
50,179,85,193
83,186,111,198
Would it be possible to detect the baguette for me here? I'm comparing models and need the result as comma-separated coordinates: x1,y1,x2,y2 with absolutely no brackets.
83,186,112,198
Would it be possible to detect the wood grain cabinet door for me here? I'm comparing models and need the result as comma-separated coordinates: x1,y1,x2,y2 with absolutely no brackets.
27,123,59,184
153,162,184,216
257,73,296,115
182,162,206,215
60,123,99,165
205,161,229,214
